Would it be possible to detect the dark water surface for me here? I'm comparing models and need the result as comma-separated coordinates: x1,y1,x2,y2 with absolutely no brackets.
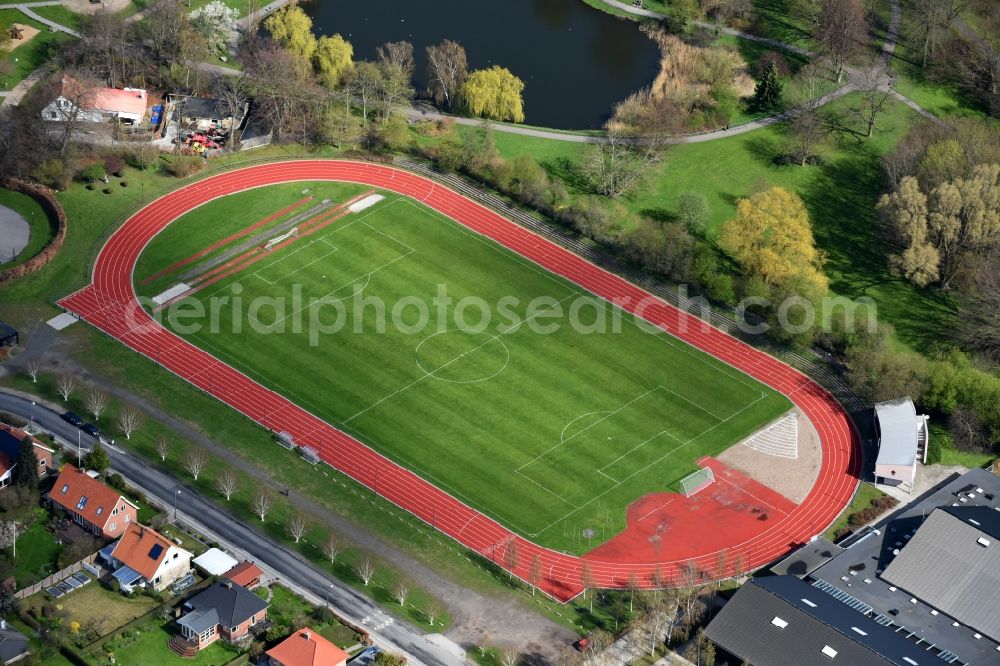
300,0,661,129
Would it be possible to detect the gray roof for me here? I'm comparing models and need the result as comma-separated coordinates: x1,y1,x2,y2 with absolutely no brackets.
705,576,937,666
875,398,917,466
881,506,1000,642
771,537,844,578
179,581,267,631
177,607,219,635
0,624,28,664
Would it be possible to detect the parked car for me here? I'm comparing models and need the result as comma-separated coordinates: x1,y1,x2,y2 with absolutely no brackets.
61,411,84,427
81,423,100,438
348,647,381,665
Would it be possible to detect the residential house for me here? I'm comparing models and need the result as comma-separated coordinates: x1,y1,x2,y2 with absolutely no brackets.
41,75,148,124
174,581,268,652
47,465,138,538
99,523,193,593
225,561,263,590
0,423,54,488
0,323,17,349
168,94,246,132
266,627,349,666
0,620,28,665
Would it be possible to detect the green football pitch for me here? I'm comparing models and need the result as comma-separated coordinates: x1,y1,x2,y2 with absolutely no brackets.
136,182,791,553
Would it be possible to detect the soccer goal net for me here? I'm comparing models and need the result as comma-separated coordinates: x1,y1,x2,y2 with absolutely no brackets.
679,467,715,497
263,227,299,251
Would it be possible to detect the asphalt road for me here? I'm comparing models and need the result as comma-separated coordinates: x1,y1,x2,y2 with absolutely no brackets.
0,390,465,666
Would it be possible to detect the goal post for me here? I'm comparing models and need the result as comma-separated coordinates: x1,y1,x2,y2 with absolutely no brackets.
263,227,299,251
678,466,715,497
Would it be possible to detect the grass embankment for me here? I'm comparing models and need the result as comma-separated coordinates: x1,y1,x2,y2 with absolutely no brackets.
823,483,893,540
135,185,790,550
0,188,54,269
0,9,73,92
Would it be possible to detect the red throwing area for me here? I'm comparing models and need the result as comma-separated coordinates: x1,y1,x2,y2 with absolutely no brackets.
583,458,798,575
58,161,860,602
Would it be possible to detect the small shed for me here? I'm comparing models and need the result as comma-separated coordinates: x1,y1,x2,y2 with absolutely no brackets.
0,322,18,348
192,547,238,576
874,397,929,493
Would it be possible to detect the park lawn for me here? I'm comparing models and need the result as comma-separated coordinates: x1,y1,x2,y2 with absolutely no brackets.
823,482,889,540
8,513,62,587
135,186,790,551
0,9,73,92
0,188,54,269
748,0,817,51
97,618,244,666
29,5,83,32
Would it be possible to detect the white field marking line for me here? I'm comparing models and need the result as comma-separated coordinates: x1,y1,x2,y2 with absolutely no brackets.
597,429,683,477
712,471,792,514
526,391,769,537
415,333,512,385
342,293,578,425
515,388,663,473
560,411,612,443
513,468,579,508
637,497,676,523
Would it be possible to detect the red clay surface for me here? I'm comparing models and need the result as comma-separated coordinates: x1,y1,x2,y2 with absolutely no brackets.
583,458,798,568
58,160,861,602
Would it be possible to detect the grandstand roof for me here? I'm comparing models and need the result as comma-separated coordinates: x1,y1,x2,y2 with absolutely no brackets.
875,398,917,467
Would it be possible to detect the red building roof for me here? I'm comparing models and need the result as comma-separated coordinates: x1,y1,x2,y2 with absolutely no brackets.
224,561,263,588
110,523,174,579
265,627,349,666
48,465,135,531
59,75,147,116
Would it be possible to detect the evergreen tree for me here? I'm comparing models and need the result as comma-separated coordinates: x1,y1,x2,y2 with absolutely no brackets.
83,442,110,474
12,442,39,488
751,63,783,112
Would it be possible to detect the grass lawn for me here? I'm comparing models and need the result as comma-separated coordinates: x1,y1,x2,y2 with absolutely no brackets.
25,583,159,637
7,512,62,587
749,0,817,51
0,188,54,269
824,482,889,540
0,9,73,92
134,183,790,551
7,616,76,666
925,424,996,469
97,618,244,666
28,5,83,32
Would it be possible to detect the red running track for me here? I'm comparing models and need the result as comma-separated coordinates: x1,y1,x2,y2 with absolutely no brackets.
58,160,861,602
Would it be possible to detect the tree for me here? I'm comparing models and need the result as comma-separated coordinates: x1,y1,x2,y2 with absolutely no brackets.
462,66,526,123
356,557,376,585
854,69,894,138
116,407,143,440
500,649,521,666
816,0,866,82
503,540,519,582
183,448,208,480
251,490,272,521
215,467,238,500
155,436,170,462
750,62,783,112
675,192,710,234
581,563,596,612
392,580,409,606
426,40,467,110
529,555,543,596
877,165,1000,289
13,442,39,488
346,61,385,123
24,359,41,383
843,325,928,403
788,109,827,166
377,41,414,79
264,5,316,62
580,128,664,198
719,187,829,295
56,373,76,402
322,534,339,563
424,602,441,627
83,441,109,473
189,0,239,57
912,0,961,70
85,389,108,422
287,512,308,543
959,262,1000,361
314,34,353,88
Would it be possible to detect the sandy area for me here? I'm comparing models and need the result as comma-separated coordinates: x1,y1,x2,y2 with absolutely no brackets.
3,24,40,52
718,408,823,504
62,0,133,15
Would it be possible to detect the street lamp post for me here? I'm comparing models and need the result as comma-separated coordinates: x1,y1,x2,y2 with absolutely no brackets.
173,487,182,522
28,401,35,433
325,583,333,610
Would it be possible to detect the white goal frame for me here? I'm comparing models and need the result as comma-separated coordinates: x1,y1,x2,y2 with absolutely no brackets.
679,466,716,497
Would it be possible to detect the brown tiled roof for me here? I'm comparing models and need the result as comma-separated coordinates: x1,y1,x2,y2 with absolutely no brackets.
224,561,262,588
265,627,349,666
49,465,133,530
110,523,173,580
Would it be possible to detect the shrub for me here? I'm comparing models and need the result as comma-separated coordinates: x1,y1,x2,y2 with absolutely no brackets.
80,163,107,183
102,187,113,194
86,183,95,190
675,191,710,234
120,181,129,187
167,156,205,178
35,158,72,191
104,154,125,176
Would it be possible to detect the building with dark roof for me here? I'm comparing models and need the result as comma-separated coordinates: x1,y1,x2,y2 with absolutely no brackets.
705,575,937,665
175,580,268,651
0,323,17,349
0,620,28,665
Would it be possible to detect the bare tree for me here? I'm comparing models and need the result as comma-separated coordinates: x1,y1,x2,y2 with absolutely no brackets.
155,436,170,462
377,41,415,78
251,489,273,521
183,447,208,480
356,557,376,585
425,40,468,110
476,632,490,658
215,467,238,500
322,534,340,563
854,69,895,138
580,128,664,198
503,540,519,582
912,0,961,70
85,388,109,422
24,359,41,383
48,70,103,154
393,580,409,606
816,0,866,82
287,512,308,543
219,76,250,153
56,373,76,402
424,602,441,627
500,648,521,666
116,407,143,440
530,555,543,596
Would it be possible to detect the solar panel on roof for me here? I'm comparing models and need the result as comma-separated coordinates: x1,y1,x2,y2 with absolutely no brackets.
148,544,164,559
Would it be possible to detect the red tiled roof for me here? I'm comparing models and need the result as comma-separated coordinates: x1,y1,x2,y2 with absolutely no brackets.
48,465,133,531
224,561,262,588
265,627,349,666
110,523,173,580
59,75,147,116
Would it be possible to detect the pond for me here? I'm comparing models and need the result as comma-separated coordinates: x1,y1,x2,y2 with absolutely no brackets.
300,0,662,129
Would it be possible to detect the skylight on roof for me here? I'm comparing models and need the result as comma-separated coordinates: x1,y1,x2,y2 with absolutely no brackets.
60,484,68,494
851,627,867,636
76,496,88,510
977,537,991,547
96,507,103,516
821,645,837,659
801,598,817,608
903,658,918,665
771,616,788,629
